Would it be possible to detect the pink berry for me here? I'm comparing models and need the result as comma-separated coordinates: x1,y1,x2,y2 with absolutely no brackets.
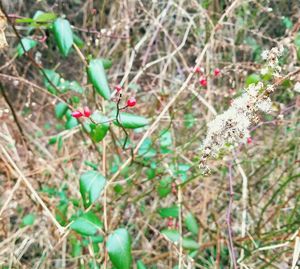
115,85,122,92
199,77,207,87
167,220,173,227
214,68,221,76
83,106,91,117
247,137,252,144
194,66,201,73
127,97,136,107
71,111,83,118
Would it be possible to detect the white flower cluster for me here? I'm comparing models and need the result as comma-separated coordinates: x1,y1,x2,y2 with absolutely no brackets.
261,46,284,75
201,47,282,164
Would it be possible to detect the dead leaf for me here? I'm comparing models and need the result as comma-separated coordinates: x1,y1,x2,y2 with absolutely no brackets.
0,8,8,50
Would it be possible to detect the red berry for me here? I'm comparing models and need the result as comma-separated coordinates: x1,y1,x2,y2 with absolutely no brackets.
199,77,207,87
247,137,252,144
115,85,122,92
71,111,83,118
167,220,173,227
194,66,204,74
127,97,136,107
83,106,91,117
194,66,201,73
214,68,221,76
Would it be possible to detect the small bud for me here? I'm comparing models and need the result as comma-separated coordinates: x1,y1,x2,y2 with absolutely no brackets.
71,111,83,118
214,68,221,76
91,8,97,15
127,97,136,107
115,85,122,92
199,77,207,87
167,220,173,228
83,106,91,117
247,137,252,144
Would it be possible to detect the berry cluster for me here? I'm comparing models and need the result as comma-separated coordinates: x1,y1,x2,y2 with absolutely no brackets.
71,106,91,119
193,66,221,88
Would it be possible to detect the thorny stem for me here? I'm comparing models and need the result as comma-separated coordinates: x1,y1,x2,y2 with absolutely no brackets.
227,162,238,269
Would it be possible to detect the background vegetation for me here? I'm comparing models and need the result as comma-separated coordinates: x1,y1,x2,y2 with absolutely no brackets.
0,0,299,268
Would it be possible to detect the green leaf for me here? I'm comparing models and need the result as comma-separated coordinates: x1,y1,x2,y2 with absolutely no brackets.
295,33,300,47
65,117,79,129
69,81,84,94
90,124,109,142
73,33,85,49
43,69,60,94
55,102,68,119
17,37,37,56
184,212,199,236
48,137,57,145
34,12,57,23
87,59,111,100
160,130,172,147
182,238,200,250
282,17,293,29
157,177,172,197
161,229,180,242
71,238,82,257
70,211,103,236
138,138,156,158
21,213,36,227
80,171,106,208
113,112,149,129
57,136,63,152
184,114,195,128
137,260,147,269
161,230,199,250
53,18,73,57
158,206,179,218
107,228,132,269
89,112,109,142
16,18,35,23
246,74,260,86
100,58,113,69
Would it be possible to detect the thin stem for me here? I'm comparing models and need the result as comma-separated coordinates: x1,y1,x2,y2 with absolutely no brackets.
227,162,238,269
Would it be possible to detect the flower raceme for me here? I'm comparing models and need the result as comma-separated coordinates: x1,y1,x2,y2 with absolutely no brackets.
201,46,284,165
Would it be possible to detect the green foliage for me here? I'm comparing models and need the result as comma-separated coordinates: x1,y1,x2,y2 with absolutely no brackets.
184,212,199,236
89,112,110,142
17,37,37,56
114,112,149,129
161,230,199,250
87,59,111,100
157,177,172,197
65,116,78,129
107,228,132,269
43,69,60,94
70,211,103,236
245,74,261,86
54,102,68,119
79,170,106,208
21,213,36,227
160,129,172,147
158,206,179,218
137,260,147,269
53,18,74,57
